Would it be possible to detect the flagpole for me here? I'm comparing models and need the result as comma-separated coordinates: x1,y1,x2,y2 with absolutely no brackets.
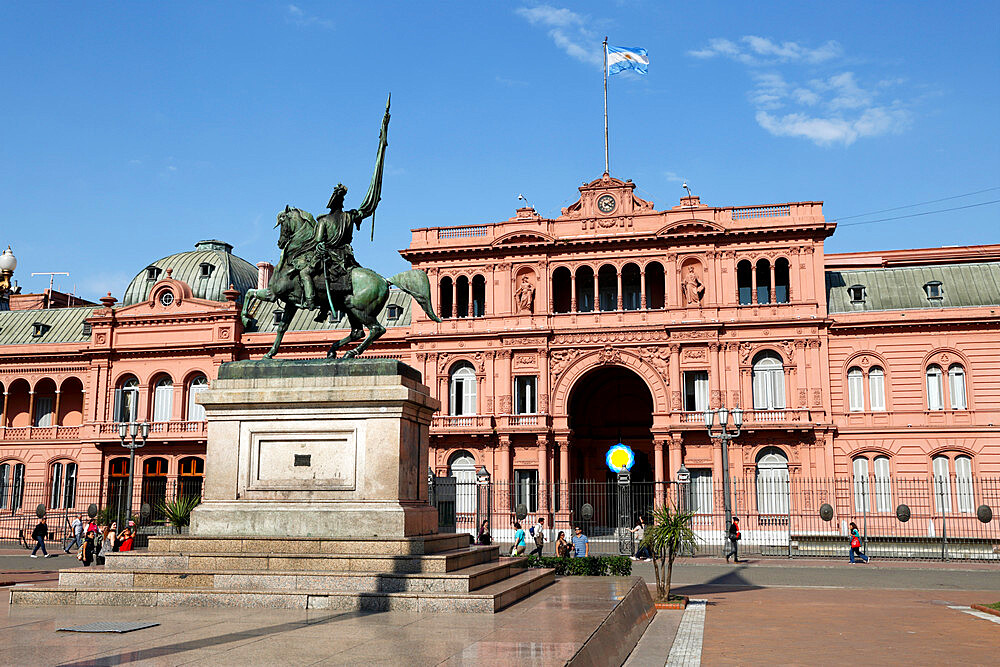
603,36,609,175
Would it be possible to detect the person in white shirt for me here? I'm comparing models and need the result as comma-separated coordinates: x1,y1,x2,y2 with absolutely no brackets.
528,517,547,556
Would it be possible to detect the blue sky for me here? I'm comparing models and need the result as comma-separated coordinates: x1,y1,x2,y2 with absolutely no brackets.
1,2,998,300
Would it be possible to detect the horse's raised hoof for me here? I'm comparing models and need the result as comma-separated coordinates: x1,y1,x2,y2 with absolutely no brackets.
343,350,358,359
326,350,338,359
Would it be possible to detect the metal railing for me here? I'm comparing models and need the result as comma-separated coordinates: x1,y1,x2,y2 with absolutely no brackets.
0,479,202,549
428,475,1000,560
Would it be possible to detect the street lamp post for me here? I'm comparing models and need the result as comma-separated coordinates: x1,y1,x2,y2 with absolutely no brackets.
117,421,150,527
704,407,743,542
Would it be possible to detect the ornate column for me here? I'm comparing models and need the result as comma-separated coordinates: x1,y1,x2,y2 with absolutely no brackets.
770,262,777,301
640,268,647,309
555,433,571,513
498,349,512,414
27,390,35,428
592,271,599,311
668,434,683,480
616,268,623,311
53,390,62,427
536,435,550,514
497,434,512,513
751,262,758,304
0,391,7,428
668,344,681,413
795,340,808,408
666,253,677,308
653,438,665,482
570,270,577,312
809,340,823,409
709,342,721,408
537,348,550,416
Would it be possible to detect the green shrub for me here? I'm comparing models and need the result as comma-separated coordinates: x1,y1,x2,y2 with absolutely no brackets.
525,555,631,576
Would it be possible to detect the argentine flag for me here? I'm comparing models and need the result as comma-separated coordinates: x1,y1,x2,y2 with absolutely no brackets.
607,45,648,75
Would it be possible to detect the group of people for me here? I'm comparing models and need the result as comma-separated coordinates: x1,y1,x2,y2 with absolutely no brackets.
30,514,137,564
477,517,593,559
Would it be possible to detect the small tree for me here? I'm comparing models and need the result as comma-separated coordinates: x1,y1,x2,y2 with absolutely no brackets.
158,496,201,534
639,505,697,601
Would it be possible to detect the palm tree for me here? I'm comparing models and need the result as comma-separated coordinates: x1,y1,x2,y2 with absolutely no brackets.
639,505,697,601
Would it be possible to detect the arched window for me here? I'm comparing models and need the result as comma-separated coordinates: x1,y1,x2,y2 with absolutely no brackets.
448,450,477,517
575,266,594,312
868,367,886,411
756,259,771,304
153,376,173,422
178,457,204,499
187,375,208,421
115,376,140,422
471,275,486,317
847,367,864,412
926,365,944,410
439,276,453,319
622,263,641,311
737,260,753,305
49,461,78,509
33,379,56,427
955,455,974,513
932,455,951,512
852,457,870,512
873,456,891,512
9,462,25,511
142,457,169,523
752,352,785,410
552,267,572,313
774,258,790,303
107,457,129,520
598,264,618,311
449,363,476,416
645,261,665,309
948,364,967,410
0,462,8,509
455,276,469,318
756,448,789,515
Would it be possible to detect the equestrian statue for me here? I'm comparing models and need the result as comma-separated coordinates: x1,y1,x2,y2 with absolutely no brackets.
241,96,441,359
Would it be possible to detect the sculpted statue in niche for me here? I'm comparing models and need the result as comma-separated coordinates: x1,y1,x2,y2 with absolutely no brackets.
682,266,706,305
515,275,536,313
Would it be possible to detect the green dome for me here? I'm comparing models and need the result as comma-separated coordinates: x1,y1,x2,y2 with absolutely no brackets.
121,240,258,306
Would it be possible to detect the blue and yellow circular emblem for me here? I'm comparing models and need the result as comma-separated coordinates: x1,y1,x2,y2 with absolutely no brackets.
606,443,635,473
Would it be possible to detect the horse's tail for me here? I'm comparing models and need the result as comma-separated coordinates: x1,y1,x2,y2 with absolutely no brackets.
388,269,442,323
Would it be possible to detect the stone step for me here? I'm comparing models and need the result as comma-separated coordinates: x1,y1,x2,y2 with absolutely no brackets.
145,532,471,556
12,568,555,613
59,558,526,594
103,545,499,574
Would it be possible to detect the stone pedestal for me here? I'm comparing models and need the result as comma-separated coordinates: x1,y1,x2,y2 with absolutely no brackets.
189,359,439,539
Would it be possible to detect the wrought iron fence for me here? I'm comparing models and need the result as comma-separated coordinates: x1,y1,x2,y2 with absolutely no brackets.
429,475,1000,560
0,478,202,549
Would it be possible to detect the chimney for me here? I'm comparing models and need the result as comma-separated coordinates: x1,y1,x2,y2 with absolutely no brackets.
257,262,274,289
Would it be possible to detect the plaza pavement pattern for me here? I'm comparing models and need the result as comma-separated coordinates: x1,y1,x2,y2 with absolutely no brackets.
2,552,998,665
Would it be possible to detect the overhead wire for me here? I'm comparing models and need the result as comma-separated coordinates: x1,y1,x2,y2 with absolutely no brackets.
836,199,1000,227
827,186,1000,223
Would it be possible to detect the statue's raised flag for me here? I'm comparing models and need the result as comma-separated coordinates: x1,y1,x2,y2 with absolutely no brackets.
607,45,648,75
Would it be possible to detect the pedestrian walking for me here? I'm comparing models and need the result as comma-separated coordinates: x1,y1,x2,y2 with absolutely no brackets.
631,515,651,560
30,518,55,558
849,521,870,564
555,531,571,558
511,521,527,556
571,525,589,558
724,516,741,563
528,517,546,556
476,519,492,545
64,514,84,553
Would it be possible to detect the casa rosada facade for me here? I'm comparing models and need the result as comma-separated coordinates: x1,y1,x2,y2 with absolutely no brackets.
1,175,999,525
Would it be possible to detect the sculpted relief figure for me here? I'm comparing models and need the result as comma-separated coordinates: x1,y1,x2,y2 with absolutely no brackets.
515,275,535,313
682,266,706,305
242,96,442,360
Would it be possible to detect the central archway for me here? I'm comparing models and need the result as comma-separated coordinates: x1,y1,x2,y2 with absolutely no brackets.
567,364,655,537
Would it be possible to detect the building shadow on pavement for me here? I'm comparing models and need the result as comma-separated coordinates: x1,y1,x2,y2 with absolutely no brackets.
55,610,377,667
670,566,764,596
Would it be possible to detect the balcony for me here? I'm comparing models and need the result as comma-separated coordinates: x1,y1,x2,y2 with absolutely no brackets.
496,414,550,432
431,415,495,433
0,425,81,442
677,409,813,428
89,420,207,441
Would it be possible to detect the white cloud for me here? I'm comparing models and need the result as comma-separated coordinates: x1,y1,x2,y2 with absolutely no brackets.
663,171,686,184
690,36,911,147
286,4,333,30
688,35,841,65
515,5,603,68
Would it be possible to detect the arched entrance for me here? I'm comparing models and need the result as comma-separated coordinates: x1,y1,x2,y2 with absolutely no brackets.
567,365,655,538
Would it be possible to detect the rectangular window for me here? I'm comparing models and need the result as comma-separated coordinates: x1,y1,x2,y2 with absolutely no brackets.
49,463,63,509
852,457,870,512
927,369,944,411
948,368,967,410
873,457,892,513
34,396,54,427
689,469,713,514
955,456,974,513
514,469,538,513
848,370,864,412
684,371,709,412
932,457,951,513
515,376,537,415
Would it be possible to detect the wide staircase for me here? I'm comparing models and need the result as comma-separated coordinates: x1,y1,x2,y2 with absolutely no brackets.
11,533,554,612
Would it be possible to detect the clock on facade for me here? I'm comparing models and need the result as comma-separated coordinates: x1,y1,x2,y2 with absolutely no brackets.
597,194,617,214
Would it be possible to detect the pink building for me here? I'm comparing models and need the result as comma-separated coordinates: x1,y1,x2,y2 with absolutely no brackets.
1,175,997,549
